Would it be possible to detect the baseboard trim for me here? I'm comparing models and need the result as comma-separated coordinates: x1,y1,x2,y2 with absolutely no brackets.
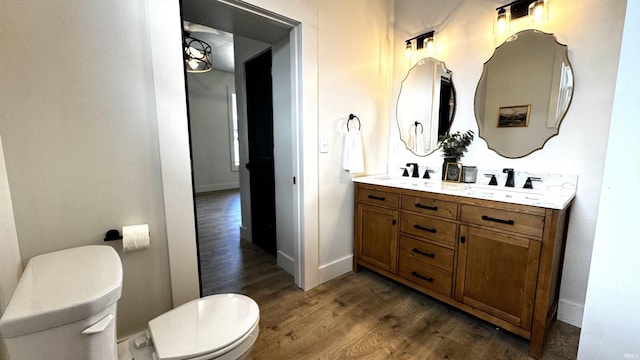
195,183,239,193
557,299,584,328
318,255,353,284
277,251,295,276
240,226,250,241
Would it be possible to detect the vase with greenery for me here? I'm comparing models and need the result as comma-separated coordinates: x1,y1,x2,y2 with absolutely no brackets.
438,130,474,180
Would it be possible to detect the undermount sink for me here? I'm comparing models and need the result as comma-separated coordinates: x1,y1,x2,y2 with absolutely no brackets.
463,185,545,202
372,175,439,188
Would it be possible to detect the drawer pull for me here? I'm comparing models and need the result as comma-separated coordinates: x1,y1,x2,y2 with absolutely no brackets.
413,224,437,233
367,195,386,201
411,271,434,282
412,248,435,258
415,203,438,211
481,215,515,226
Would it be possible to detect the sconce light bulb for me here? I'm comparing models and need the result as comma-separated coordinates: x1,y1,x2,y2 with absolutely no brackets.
497,14,506,32
405,41,412,60
426,38,434,53
533,3,543,21
529,0,546,25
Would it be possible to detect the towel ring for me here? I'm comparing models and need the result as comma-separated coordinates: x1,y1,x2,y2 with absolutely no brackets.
347,113,361,131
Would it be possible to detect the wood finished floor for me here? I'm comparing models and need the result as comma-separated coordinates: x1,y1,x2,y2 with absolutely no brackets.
196,190,580,360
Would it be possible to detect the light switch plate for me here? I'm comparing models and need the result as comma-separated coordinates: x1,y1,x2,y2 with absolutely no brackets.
320,137,329,153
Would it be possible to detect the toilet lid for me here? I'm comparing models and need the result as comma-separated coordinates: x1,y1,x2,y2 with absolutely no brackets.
149,294,259,360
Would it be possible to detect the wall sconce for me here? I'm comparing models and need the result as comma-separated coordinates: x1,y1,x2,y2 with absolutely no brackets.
405,30,435,59
495,0,547,34
184,34,212,73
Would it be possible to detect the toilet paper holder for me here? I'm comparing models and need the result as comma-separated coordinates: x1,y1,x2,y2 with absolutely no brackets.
104,229,123,241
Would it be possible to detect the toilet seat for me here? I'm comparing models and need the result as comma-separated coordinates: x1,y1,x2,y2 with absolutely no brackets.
148,294,259,360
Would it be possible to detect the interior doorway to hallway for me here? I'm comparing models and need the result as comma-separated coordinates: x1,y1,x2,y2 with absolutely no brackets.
180,0,299,292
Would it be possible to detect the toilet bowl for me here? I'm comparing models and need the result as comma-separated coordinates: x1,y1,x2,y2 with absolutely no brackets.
0,245,260,360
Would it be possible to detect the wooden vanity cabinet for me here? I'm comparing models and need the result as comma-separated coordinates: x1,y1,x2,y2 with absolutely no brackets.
353,182,571,359
354,187,399,275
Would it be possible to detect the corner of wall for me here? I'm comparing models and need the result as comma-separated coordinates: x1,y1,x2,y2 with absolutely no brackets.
0,134,22,315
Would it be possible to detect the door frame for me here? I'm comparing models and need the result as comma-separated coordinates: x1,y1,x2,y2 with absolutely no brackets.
148,0,319,306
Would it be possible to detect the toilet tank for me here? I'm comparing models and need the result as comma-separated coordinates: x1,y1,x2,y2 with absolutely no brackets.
0,245,123,360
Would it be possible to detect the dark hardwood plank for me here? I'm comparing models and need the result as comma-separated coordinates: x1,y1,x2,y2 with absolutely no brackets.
195,190,580,360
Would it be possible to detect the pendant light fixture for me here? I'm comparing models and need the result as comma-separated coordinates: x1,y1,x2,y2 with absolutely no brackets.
184,33,212,73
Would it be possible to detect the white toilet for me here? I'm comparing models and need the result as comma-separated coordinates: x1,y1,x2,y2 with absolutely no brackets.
0,245,260,360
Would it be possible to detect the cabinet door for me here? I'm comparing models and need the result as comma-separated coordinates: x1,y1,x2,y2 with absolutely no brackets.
456,225,541,330
357,204,398,274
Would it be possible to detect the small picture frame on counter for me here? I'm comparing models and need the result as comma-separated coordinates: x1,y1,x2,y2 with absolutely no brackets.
444,163,463,182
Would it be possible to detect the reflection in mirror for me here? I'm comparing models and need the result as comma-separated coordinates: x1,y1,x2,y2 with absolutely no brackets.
397,58,456,156
475,30,574,158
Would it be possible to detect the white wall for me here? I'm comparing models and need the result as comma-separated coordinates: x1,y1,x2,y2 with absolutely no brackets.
273,36,297,274
303,0,394,282
0,0,173,339
578,1,640,358
187,70,240,193
389,0,626,327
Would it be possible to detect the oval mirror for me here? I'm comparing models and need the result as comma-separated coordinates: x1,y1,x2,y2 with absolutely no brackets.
397,58,456,156
474,30,574,158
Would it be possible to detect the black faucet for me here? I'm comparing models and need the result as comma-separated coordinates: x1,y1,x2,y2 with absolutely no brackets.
406,163,419,178
503,168,515,187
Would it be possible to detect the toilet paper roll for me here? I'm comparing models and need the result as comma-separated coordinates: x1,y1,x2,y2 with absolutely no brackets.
122,224,150,252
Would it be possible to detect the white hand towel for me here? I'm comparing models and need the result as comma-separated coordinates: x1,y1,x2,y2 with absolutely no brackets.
342,130,350,171
347,129,365,175
414,131,425,155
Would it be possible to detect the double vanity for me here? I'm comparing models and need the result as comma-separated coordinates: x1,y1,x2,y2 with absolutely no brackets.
360,26,578,358
352,174,576,358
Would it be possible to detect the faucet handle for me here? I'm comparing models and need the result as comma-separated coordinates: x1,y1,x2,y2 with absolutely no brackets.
423,169,434,179
402,167,410,177
523,177,542,189
485,174,498,186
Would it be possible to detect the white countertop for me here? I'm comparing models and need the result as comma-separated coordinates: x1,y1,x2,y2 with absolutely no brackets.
353,172,578,210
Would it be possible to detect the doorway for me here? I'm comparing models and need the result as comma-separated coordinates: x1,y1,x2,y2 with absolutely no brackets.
150,0,320,302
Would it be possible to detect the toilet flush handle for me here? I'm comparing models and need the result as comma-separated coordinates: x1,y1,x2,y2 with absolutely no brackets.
81,314,114,335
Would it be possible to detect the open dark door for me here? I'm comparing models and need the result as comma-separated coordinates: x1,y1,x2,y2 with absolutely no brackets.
245,49,277,256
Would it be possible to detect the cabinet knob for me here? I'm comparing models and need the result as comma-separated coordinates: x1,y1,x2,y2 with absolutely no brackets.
460,236,466,244
392,219,397,225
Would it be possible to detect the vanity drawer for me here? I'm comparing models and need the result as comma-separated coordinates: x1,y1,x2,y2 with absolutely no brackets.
460,204,544,238
400,213,456,247
401,195,458,220
358,187,399,208
399,235,454,273
399,255,452,297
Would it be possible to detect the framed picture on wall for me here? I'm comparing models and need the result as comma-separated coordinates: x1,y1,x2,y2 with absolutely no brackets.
444,162,463,183
497,104,531,127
